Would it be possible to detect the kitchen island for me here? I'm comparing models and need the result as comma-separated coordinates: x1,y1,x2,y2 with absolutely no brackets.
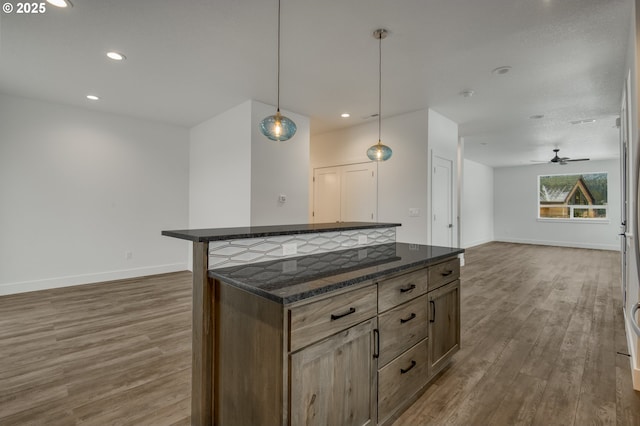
162,222,463,425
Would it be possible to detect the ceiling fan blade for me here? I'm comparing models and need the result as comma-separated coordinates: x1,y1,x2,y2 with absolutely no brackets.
565,158,590,162
529,160,549,163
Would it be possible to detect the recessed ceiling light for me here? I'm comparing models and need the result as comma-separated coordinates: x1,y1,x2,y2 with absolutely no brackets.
86,95,100,101
46,0,73,8
341,113,350,118
570,118,596,125
459,89,475,98
492,66,512,75
529,114,544,119
106,51,126,61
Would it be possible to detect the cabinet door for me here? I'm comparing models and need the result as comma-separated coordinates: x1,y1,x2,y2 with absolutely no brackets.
428,280,460,375
290,318,377,426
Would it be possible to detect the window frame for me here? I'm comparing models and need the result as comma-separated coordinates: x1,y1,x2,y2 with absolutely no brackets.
537,172,609,224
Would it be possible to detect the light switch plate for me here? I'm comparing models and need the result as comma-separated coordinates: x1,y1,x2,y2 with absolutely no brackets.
409,208,420,217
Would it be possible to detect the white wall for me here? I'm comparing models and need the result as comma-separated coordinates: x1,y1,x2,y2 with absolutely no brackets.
189,100,310,229
311,109,459,245
311,110,428,243
0,94,190,295
189,101,252,229
494,159,621,251
250,101,310,225
462,159,494,248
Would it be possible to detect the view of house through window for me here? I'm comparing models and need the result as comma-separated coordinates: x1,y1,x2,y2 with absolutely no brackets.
538,173,608,220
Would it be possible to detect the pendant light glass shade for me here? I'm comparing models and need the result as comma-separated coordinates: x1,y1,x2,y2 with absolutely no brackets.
260,111,297,141
367,141,393,161
259,0,297,142
367,29,392,161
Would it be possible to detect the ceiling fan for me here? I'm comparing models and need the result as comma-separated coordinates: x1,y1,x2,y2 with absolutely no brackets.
532,148,590,165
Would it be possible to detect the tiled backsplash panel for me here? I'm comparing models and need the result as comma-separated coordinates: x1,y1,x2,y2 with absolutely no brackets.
208,227,396,269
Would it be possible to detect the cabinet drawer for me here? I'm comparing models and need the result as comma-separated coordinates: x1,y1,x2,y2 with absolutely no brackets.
378,295,428,366
378,268,428,313
428,257,460,291
289,285,377,352
378,339,429,424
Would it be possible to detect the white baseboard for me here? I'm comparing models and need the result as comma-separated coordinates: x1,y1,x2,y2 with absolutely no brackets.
0,263,189,296
462,238,495,249
495,237,620,252
624,308,640,390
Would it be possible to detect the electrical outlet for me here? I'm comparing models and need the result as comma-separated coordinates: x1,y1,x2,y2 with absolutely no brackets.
282,243,297,256
358,235,367,245
282,259,297,273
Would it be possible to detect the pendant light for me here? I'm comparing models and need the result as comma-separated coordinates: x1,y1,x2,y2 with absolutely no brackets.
366,29,392,162
259,0,297,141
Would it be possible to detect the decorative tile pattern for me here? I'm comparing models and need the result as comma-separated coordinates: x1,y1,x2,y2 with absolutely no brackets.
208,226,396,269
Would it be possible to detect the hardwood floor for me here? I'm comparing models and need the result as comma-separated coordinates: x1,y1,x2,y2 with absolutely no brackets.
0,242,639,425
0,272,193,425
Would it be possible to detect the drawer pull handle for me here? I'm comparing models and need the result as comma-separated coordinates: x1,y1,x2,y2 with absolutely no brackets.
430,300,435,322
373,329,380,358
441,270,454,277
400,313,416,324
399,284,416,293
400,360,417,374
331,307,356,321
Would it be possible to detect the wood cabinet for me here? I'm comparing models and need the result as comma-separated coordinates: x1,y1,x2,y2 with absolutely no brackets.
377,294,428,367
428,279,460,376
375,258,461,425
214,255,461,426
289,285,377,352
375,269,430,425
377,339,429,422
290,318,377,426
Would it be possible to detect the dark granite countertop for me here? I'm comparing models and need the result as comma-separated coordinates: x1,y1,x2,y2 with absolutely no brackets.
209,242,464,304
162,222,401,242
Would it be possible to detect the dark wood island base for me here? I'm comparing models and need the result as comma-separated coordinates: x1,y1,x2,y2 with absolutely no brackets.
162,223,463,425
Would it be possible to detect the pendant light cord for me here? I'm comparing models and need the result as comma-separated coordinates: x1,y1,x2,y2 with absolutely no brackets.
378,33,382,144
276,0,281,112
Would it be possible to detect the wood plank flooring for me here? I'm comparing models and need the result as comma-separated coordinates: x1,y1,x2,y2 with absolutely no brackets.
0,242,639,425
0,272,193,425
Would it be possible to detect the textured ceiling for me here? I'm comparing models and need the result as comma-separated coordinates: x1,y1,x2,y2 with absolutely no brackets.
0,0,632,167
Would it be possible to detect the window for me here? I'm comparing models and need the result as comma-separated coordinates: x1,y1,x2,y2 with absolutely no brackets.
538,172,608,220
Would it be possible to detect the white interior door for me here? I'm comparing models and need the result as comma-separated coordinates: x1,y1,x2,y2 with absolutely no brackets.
432,155,453,247
313,167,341,223
341,164,377,222
313,163,377,223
